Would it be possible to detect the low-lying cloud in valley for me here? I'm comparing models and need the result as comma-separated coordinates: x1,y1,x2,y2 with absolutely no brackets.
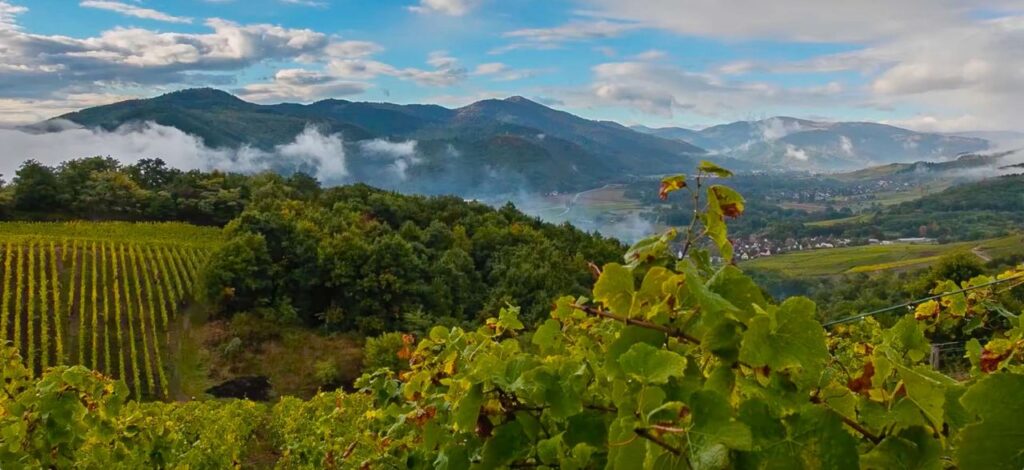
0,122,425,186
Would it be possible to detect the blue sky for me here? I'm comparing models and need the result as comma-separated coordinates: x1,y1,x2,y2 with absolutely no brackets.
2,0,1024,131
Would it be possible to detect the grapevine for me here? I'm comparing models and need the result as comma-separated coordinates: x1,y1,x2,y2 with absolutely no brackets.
1,242,11,341
26,241,35,373
50,241,63,365
39,242,50,368
128,243,158,396
118,243,143,398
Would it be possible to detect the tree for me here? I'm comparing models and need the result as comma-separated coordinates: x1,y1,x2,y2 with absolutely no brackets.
12,160,61,212
201,233,274,314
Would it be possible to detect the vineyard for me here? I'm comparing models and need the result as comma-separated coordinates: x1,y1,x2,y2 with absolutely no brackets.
0,222,219,399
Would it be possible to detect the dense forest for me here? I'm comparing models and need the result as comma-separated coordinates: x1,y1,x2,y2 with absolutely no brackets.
201,183,624,332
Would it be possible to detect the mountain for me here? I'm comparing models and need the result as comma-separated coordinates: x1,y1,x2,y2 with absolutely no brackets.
634,117,990,170
51,89,715,196
835,150,1021,180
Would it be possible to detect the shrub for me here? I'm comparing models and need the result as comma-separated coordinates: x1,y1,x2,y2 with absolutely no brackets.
362,332,410,372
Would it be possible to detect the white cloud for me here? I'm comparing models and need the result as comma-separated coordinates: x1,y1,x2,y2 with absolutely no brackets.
473,62,508,75
471,62,534,81
632,49,666,61
277,126,347,180
0,93,138,126
579,0,1024,43
408,0,479,16
581,61,844,118
879,115,987,133
784,144,809,161
79,1,192,24
494,20,641,53
579,0,1024,130
237,69,368,102
323,40,382,59
280,0,328,6
0,122,350,182
325,51,466,86
0,8,332,98
358,139,420,180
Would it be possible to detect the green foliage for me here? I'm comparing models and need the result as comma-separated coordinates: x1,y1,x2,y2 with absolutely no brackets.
203,184,623,330
363,332,411,373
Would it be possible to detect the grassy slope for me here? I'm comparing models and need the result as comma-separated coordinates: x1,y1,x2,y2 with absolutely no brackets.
741,233,1024,277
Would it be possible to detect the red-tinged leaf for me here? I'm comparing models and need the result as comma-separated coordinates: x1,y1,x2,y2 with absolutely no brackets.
980,339,1015,373
847,361,875,395
709,185,745,218
913,300,940,320
659,175,687,200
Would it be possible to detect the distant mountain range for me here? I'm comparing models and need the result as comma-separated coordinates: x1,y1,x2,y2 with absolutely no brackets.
36,89,997,196
44,88,713,196
633,117,989,170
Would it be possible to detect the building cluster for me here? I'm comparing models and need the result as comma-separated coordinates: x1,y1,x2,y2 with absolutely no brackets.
732,235,854,260
763,180,915,204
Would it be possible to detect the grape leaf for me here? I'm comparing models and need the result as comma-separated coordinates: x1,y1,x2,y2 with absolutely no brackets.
594,263,635,317
618,343,687,385
659,175,687,200
698,160,734,178
860,427,941,470
739,297,828,383
690,390,752,450
452,383,483,433
957,373,1024,470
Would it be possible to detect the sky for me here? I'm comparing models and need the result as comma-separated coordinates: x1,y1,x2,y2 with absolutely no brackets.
2,0,1024,132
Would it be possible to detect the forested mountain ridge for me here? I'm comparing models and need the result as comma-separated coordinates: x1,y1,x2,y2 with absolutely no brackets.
47,89,715,194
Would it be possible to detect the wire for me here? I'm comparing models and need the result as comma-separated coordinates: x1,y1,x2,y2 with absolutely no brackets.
823,273,1024,328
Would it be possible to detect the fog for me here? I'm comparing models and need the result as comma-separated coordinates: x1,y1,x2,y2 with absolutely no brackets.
0,121,356,182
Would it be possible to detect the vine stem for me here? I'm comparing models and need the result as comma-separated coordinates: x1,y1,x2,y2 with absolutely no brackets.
679,174,703,259
635,428,684,456
571,304,701,345
810,396,882,444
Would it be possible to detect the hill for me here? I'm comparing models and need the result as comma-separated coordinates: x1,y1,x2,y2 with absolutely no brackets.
741,233,1024,277
634,116,990,170
834,150,1021,181
50,89,713,195
798,174,1024,242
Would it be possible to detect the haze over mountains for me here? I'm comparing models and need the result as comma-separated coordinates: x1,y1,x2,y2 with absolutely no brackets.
22,88,998,198
633,117,989,170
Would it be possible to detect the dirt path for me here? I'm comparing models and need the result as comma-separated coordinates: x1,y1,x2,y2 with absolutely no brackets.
972,246,992,262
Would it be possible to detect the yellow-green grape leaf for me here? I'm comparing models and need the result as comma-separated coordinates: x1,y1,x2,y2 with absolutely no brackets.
624,228,677,267
893,364,948,429
957,373,1024,470
594,263,635,317
618,343,687,384
698,160,734,178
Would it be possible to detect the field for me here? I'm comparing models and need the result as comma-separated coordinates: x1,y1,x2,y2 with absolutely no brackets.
804,213,872,227
741,233,1024,277
0,222,220,399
